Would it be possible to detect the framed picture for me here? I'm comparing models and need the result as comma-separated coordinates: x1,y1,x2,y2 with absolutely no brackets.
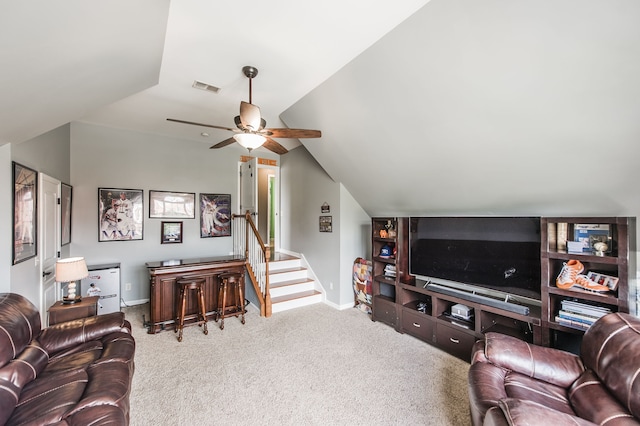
13,162,37,264
319,215,332,232
60,183,72,246
149,190,195,219
200,193,231,237
98,188,143,241
161,221,183,244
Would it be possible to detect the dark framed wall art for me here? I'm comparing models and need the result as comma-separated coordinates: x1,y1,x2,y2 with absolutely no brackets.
200,193,231,237
60,183,72,246
12,162,38,264
98,188,143,241
149,190,195,219
161,221,183,244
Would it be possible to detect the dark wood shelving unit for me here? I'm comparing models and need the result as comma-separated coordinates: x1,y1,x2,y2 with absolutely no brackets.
540,217,635,348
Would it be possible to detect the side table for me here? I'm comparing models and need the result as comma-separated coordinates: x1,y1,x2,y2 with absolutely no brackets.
48,296,100,325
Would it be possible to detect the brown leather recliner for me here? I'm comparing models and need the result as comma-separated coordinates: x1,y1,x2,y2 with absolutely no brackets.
0,293,135,425
468,312,640,425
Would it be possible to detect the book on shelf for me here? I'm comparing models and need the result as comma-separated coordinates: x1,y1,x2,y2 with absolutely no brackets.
555,315,591,331
560,300,611,318
557,310,600,326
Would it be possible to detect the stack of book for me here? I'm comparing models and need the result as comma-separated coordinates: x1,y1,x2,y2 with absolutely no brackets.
555,300,612,331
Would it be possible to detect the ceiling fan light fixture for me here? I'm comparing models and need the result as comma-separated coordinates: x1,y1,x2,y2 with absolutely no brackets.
233,133,266,151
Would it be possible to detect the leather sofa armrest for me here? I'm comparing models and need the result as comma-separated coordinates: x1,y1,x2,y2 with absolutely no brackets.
481,332,584,388
38,312,129,356
485,398,597,426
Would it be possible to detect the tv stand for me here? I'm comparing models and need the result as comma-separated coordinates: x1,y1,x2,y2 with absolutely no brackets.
398,281,542,360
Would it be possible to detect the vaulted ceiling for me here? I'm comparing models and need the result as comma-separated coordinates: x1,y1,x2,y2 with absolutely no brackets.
1,0,429,150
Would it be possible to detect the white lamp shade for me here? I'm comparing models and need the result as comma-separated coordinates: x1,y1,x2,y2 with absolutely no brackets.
55,257,89,282
233,133,266,151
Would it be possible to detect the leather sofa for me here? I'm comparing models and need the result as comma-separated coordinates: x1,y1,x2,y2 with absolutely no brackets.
0,293,135,425
468,312,640,425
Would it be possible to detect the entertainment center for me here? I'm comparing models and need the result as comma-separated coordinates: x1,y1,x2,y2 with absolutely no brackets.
371,216,636,361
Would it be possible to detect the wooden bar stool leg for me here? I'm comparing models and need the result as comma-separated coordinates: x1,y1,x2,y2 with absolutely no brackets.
178,287,187,342
237,279,245,325
199,286,208,335
219,280,227,330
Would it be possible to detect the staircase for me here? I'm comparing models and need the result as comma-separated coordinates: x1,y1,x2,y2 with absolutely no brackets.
268,253,323,313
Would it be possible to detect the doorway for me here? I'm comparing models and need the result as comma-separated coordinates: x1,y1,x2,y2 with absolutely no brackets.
239,159,280,253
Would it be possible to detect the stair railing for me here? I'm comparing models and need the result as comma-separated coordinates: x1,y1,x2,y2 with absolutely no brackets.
232,211,272,317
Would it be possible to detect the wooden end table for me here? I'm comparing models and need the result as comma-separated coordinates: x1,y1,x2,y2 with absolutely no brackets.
48,296,100,326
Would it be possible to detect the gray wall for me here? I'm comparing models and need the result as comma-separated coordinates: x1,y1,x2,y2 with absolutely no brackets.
70,122,282,303
280,146,370,307
280,147,341,302
1,144,11,292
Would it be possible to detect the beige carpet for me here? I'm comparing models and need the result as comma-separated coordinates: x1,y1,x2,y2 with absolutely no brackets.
124,303,471,425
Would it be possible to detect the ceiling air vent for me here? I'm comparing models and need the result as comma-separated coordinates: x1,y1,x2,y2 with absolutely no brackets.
192,80,220,93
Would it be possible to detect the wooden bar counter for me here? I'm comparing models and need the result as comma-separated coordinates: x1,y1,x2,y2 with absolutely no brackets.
145,255,246,334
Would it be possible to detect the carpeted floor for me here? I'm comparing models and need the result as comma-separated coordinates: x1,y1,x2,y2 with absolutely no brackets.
124,302,471,425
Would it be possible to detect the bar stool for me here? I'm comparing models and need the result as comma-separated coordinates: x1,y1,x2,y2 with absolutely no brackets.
216,272,245,330
175,277,208,342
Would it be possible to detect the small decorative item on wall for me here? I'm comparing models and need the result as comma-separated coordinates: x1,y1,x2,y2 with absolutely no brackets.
98,188,143,241
60,183,72,246
12,162,38,264
149,190,195,219
161,221,183,244
321,202,330,213
319,215,332,232
200,193,231,237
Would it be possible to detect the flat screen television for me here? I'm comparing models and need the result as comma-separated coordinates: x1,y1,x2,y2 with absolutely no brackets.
409,217,541,304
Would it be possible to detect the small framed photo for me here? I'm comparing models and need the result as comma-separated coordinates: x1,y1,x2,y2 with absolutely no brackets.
200,193,231,237
149,190,195,219
161,221,183,244
99,188,143,241
61,183,72,246
319,215,332,232
586,271,619,291
13,162,38,264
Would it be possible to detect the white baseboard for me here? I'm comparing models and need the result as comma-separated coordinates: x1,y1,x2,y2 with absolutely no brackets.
121,298,149,307
323,300,355,311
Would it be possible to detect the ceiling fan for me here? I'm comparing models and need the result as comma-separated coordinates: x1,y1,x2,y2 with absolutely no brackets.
167,66,321,154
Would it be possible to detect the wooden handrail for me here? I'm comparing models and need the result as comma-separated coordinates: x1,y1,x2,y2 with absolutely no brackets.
232,211,271,317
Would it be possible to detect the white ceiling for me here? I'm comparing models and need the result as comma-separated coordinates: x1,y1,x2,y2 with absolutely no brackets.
0,0,430,150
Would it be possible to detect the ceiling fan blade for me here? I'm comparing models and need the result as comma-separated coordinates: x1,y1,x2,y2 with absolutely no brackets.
264,128,321,138
209,137,236,149
239,101,262,131
262,137,288,155
167,118,236,132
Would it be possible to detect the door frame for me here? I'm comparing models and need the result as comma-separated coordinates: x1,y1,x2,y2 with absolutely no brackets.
237,159,280,252
38,173,61,324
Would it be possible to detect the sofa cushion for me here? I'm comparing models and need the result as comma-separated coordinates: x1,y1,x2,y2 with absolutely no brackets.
38,312,129,356
0,293,41,368
580,312,640,419
569,369,637,425
504,372,574,416
483,332,585,388
8,367,88,426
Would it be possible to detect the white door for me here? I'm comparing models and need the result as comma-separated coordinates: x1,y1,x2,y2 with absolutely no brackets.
39,174,61,324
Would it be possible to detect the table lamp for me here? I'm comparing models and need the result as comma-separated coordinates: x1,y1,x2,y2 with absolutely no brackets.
56,257,89,304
